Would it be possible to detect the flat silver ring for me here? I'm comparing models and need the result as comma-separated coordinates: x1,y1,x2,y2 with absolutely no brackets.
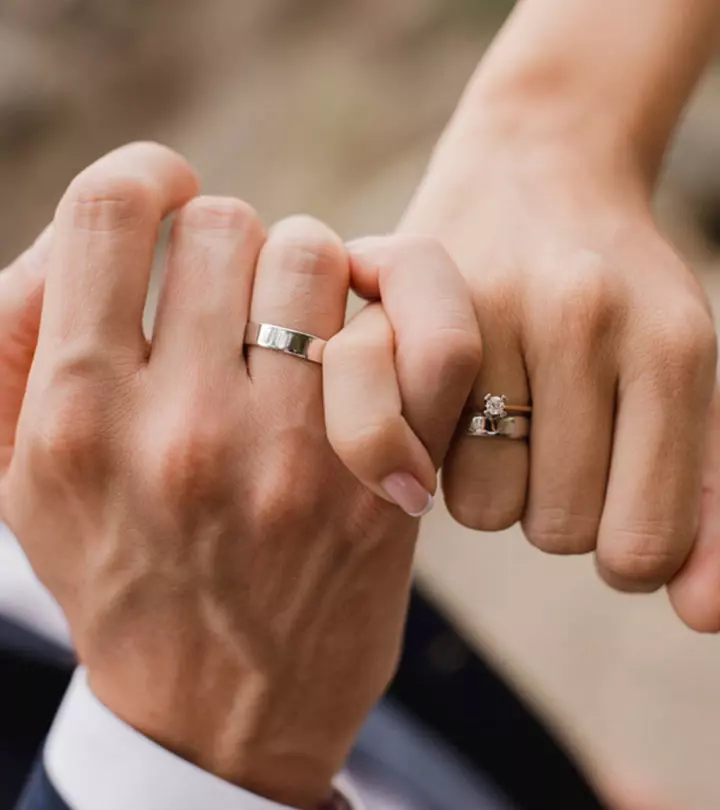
466,413,530,440
244,322,326,365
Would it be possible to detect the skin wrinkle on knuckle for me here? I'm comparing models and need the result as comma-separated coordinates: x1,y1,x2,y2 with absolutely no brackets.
597,527,688,587
268,216,346,277
177,197,263,234
63,174,160,233
523,507,600,555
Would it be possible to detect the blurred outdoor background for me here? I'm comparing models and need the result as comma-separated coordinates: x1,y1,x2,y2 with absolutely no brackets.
3,0,720,806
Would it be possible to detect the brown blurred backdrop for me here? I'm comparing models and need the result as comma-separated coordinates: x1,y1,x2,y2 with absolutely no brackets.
3,2,720,807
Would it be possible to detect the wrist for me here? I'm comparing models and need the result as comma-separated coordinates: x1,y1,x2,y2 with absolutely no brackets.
48,668,350,810
451,68,655,193
420,86,653,224
453,0,720,188
87,664,342,810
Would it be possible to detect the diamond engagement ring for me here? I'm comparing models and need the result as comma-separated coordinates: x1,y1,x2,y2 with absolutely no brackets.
244,322,327,364
466,393,532,440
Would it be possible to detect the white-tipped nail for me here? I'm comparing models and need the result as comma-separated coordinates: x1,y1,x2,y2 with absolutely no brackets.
381,472,435,518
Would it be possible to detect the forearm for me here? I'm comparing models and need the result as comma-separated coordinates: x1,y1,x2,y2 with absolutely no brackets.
454,0,720,183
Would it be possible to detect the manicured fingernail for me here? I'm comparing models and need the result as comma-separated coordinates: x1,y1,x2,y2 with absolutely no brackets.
381,472,434,518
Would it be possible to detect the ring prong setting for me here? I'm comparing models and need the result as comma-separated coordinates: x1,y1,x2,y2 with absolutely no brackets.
483,393,508,420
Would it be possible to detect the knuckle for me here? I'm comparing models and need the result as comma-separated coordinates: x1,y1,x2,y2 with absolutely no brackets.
176,196,264,235
522,508,599,555
539,266,619,352
148,415,232,507
634,303,718,401
325,311,392,365
63,172,160,232
444,479,522,532
249,438,344,530
267,215,346,276
653,305,717,369
596,529,685,591
426,326,482,384
26,389,108,477
252,469,314,531
328,415,404,469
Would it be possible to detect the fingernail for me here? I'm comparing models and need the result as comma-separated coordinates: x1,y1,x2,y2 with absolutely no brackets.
381,473,434,518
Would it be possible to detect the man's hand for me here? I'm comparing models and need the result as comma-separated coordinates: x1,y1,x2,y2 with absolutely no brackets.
0,143,480,809
399,65,719,629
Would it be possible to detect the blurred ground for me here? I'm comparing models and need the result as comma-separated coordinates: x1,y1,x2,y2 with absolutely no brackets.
3,1,720,807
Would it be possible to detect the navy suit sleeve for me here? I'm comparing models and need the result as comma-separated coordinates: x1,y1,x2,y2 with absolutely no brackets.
390,589,606,810
0,617,73,810
15,762,68,810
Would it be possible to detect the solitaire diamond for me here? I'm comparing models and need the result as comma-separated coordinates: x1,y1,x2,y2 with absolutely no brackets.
484,394,507,419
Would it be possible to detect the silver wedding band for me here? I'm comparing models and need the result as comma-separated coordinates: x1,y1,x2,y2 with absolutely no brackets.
244,322,326,365
467,413,530,440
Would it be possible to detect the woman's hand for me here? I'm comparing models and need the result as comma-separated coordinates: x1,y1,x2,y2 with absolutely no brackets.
400,90,719,629
324,234,481,515
0,143,480,809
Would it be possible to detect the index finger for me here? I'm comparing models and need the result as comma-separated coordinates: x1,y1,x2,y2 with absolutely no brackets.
41,142,199,361
347,234,482,465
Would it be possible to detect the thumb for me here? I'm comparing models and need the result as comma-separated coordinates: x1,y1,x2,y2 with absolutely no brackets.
0,226,52,470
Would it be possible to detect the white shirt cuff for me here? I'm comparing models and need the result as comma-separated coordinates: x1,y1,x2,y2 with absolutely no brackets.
45,668,364,810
